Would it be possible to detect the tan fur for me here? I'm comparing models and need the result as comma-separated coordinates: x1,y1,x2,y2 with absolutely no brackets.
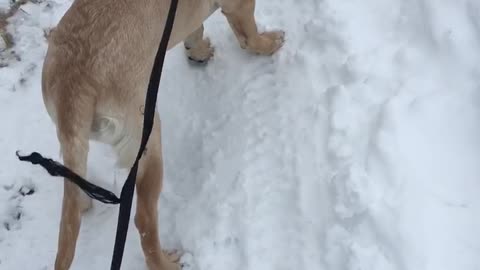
42,0,284,269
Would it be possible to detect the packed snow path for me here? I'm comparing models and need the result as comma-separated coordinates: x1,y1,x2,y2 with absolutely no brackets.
1,0,480,269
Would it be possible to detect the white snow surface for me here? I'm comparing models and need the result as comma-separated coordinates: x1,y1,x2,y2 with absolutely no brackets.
0,0,9,12
1,0,480,269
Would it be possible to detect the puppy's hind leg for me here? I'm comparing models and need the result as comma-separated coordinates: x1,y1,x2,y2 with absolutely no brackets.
54,97,94,270
219,0,284,55
120,113,180,270
184,24,214,64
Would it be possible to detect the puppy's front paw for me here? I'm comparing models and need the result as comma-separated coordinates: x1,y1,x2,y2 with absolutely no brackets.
245,30,285,56
185,37,214,64
161,249,182,270
258,30,285,55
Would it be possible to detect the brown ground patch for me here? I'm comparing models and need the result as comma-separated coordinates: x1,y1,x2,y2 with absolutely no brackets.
1,0,30,49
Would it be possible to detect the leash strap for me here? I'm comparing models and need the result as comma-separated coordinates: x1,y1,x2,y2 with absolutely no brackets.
111,1,178,268
16,151,121,204
16,0,178,269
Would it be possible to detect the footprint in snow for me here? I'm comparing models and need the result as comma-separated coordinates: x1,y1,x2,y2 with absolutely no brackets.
2,182,36,231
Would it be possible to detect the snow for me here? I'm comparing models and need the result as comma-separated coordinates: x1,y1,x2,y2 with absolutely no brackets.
1,0,480,269
0,0,9,12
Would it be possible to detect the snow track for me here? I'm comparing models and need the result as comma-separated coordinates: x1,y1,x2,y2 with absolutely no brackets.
1,0,480,269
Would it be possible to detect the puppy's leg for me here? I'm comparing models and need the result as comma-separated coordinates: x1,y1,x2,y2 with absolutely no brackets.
133,114,180,270
219,0,284,55
184,24,214,64
54,102,93,270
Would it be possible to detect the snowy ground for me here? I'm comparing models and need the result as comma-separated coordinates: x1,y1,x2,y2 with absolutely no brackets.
1,0,480,269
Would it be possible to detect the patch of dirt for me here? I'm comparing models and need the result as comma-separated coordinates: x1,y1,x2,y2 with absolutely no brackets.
1,0,30,50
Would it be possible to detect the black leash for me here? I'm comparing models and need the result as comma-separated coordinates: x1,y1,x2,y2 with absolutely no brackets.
16,0,178,269
16,151,121,204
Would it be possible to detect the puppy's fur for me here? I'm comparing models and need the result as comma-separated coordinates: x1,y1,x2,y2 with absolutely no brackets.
42,0,284,269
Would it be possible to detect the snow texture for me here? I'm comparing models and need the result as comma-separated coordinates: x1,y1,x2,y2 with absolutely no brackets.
1,0,480,269
0,0,9,12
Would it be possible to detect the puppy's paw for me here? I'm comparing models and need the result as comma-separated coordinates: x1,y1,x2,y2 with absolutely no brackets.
257,30,285,55
161,249,183,270
185,37,214,65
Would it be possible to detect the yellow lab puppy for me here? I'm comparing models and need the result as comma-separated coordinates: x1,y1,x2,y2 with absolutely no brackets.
42,0,284,269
